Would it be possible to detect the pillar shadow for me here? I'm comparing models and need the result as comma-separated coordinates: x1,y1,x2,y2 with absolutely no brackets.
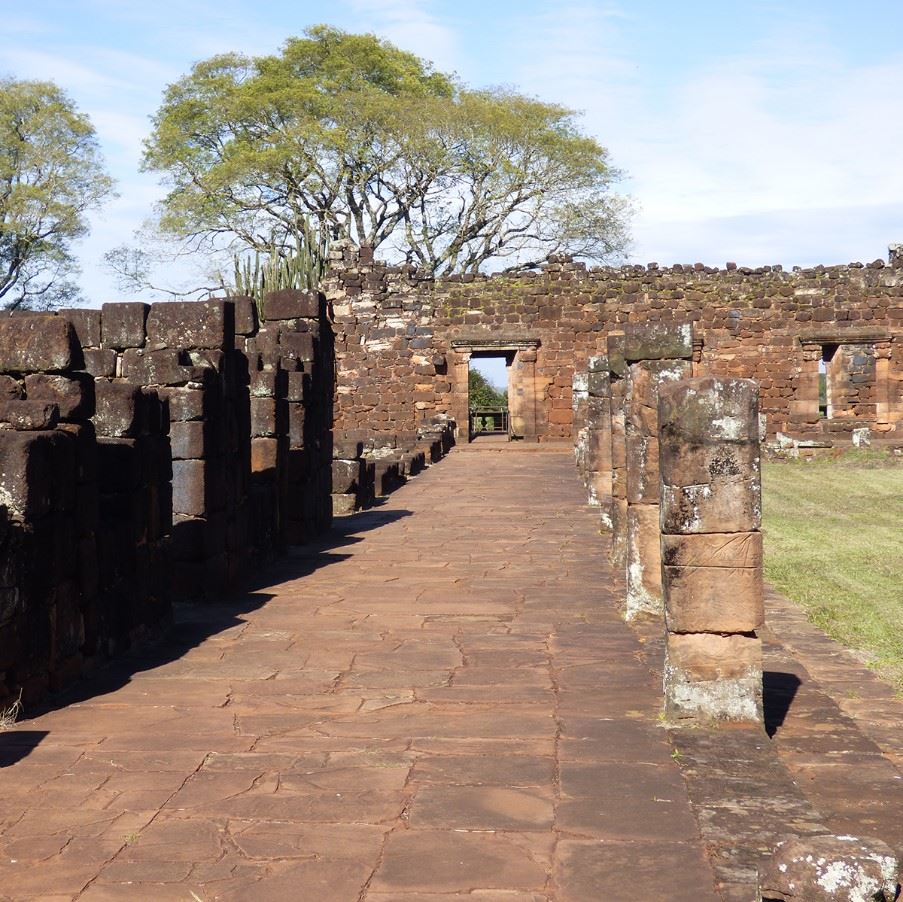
763,670,802,738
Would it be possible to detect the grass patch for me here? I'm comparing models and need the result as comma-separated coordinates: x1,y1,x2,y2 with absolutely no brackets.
762,451,903,690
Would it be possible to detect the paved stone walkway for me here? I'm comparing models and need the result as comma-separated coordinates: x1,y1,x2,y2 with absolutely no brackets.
0,447,720,901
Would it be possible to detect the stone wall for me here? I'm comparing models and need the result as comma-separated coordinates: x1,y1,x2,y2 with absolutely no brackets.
0,292,335,705
327,245,903,443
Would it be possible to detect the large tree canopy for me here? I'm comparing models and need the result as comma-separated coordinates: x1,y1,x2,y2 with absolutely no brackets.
0,79,114,308
143,25,631,276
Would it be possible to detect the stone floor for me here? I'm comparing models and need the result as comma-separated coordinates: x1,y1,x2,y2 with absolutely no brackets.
0,446,900,900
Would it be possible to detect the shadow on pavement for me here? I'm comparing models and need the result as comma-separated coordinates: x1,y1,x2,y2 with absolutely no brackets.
763,670,802,738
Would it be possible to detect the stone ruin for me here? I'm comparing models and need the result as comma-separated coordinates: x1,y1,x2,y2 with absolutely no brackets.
0,290,454,706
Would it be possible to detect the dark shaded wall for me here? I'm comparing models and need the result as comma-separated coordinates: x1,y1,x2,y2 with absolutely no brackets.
0,291,334,705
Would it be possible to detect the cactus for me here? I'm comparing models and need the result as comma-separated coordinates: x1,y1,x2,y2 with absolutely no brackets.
221,219,328,321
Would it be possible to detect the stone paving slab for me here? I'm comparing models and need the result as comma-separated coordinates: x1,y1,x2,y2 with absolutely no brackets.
0,448,719,901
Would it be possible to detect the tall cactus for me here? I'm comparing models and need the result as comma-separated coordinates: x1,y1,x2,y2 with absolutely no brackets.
222,219,328,321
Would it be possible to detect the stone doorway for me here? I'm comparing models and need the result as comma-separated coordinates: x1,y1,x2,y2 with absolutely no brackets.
450,339,541,442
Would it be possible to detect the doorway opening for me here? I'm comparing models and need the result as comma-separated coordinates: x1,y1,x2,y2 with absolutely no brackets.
820,344,838,418
468,353,512,442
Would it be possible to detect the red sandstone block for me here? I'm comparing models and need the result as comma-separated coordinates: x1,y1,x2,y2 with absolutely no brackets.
160,387,207,422
94,380,142,437
661,532,762,569
332,459,362,493
170,421,207,460
145,300,235,351
172,459,208,517
0,400,59,431
0,376,22,401
25,373,95,420
251,437,279,474
227,295,258,335
285,372,306,403
0,315,79,373
665,632,761,682
0,430,66,518
263,289,320,321
279,331,315,363
288,402,305,448
664,564,764,633
661,479,761,534
101,303,149,350
81,348,117,378
121,348,195,386
65,308,102,348
623,322,693,363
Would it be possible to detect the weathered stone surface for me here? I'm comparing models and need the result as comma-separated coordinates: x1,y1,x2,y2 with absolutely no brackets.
0,400,59,431
663,564,764,633
121,349,194,386
0,316,78,373
661,477,762,534
94,381,142,437
80,347,117,378
626,503,662,619
623,322,694,363
331,492,357,515
64,308,102,347
661,531,763,569
161,387,207,422
251,437,279,473
332,459,362,494
227,295,258,335
280,331,315,363
101,302,149,350
757,834,899,902
0,429,64,517
263,289,320,321
172,459,207,516
170,421,207,460
146,300,235,351
664,632,763,722
24,373,94,420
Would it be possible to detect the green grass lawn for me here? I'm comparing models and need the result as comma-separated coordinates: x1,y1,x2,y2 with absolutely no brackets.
762,451,903,690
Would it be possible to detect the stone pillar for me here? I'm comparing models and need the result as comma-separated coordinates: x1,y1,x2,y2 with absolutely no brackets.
585,356,612,520
659,376,764,723
607,334,628,567
623,325,693,619
451,350,471,441
572,371,589,485
511,349,539,442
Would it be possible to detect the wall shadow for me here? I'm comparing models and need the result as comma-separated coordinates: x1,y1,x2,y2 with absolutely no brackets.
763,670,802,738
0,730,49,767
19,507,414,723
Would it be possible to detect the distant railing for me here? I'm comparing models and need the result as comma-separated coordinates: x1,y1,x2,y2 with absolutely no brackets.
469,407,509,439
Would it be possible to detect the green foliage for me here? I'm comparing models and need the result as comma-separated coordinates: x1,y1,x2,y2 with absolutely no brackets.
222,218,328,319
143,25,630,276
469,368,507,409
762,454,903,691
0,79,114,308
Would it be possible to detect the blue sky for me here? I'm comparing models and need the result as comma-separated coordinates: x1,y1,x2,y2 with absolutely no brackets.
3,0,903,303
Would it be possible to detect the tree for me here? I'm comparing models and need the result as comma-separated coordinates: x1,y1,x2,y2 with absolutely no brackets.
0,79,114,308
143,25,630,277
469,369,507,409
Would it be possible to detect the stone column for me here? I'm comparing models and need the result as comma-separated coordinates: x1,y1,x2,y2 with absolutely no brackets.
585,356,612,520
572,371,589,486
511,348,539,441
607,334,628,567
623,324,693,619
659,376,764,724
451,349,471,441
